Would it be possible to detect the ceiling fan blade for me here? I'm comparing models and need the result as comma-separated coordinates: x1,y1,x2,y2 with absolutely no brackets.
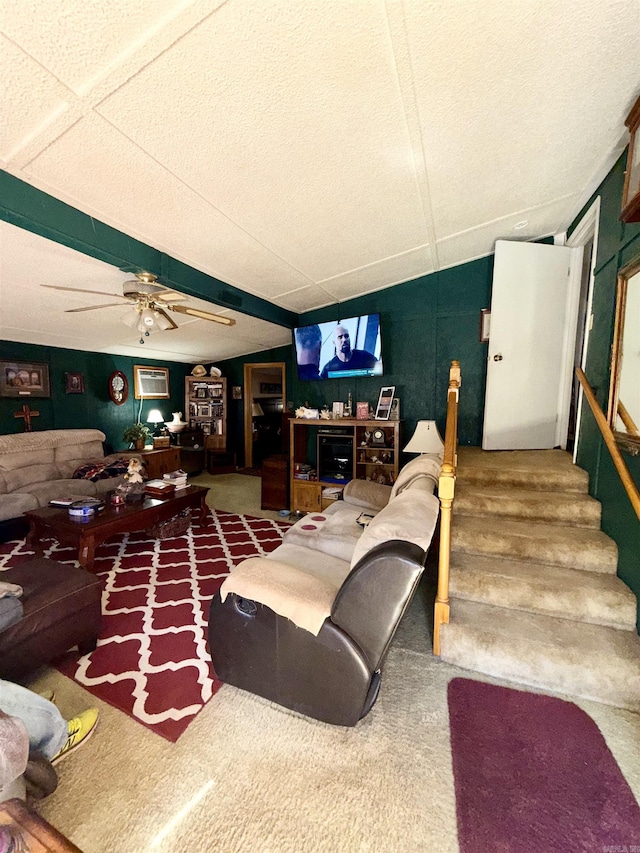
168,304,236,326
65,303,127,313
41,285,130,300
155,307,179,330
154,289,188,302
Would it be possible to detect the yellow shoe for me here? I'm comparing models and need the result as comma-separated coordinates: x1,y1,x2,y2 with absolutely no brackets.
51,708,99,765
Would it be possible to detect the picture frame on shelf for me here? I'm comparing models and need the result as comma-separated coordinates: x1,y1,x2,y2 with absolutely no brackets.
332,401,344,417
356,401,369,420
133,365,169,399
374,385,395,420
0,361,50,398
389,397,400,420
65,372,84,394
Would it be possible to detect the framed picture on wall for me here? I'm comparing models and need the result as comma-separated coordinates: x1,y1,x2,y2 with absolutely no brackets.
65,372,84,394
0,361,50,398
133,365,169,399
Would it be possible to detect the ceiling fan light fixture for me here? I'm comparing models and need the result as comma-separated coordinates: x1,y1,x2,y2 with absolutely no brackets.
140,307,156,327
123,308,142,328
153,310,173,331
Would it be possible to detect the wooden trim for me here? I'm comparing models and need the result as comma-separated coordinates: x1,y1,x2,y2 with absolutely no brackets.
607,256,640,454
433,360,460,656
576,368,640,521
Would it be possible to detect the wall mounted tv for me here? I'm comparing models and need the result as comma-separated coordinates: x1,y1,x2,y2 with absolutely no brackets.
294,313,383,380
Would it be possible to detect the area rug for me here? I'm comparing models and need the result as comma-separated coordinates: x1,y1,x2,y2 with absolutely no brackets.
447,678,640,853
0,510,289,742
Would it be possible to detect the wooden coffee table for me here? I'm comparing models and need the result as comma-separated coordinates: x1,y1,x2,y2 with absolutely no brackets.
25,485,210,572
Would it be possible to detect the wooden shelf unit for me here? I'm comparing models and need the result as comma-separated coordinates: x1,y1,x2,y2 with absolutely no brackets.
289,418,401,513
185,376,227,452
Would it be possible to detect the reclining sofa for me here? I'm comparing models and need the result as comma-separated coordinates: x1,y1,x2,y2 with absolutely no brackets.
0,429,133,540
209,455,441,726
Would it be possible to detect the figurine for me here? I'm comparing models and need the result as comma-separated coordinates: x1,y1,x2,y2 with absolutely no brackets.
124,456,145,485
320,406,331,419
360,429,371,446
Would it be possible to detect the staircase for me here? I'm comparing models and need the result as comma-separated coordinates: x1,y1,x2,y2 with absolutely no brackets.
438,447,640,713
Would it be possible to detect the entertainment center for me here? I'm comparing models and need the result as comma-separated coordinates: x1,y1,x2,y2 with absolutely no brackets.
289,418,401,513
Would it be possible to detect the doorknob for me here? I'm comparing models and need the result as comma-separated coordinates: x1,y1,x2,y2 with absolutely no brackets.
493,354,503,362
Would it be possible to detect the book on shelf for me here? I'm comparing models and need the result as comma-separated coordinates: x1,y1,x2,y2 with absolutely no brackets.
321,486,343,499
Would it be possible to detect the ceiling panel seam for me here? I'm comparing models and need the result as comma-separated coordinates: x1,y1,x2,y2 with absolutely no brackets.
384,0,440,269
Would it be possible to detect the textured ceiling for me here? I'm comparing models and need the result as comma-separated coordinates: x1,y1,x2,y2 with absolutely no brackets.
1,0,639,363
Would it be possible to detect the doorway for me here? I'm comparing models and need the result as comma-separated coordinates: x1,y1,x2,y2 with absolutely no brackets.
243,363,287,469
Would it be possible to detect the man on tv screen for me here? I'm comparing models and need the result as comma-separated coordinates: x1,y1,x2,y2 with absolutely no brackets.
295,324,322,380
320,323,378,378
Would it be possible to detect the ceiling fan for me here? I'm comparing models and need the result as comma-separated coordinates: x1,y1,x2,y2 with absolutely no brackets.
41,272,236,342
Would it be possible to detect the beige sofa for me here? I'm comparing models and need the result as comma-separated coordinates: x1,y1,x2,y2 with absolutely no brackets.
220,454,442,631
0,429,132,525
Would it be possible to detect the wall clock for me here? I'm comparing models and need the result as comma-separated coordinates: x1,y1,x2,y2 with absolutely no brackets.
108,370,128,405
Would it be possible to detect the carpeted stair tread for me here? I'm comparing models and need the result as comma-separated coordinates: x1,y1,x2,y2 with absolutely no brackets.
457,447,589,492
455,483,601,528
449,553,637,630
439,598,640,713
452,515,618,574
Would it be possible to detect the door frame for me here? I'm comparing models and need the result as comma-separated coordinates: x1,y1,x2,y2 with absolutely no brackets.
243,362,286,468
565,197,601,460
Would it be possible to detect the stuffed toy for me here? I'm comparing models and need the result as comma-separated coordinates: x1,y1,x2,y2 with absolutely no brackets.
124,457,146,484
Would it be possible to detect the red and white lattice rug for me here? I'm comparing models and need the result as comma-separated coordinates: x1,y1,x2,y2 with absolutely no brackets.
0,510,289,742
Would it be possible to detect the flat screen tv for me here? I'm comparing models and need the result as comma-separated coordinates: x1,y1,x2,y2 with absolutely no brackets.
293,313,383,380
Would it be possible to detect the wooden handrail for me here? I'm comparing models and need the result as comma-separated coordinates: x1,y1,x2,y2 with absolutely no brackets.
433,360,460,656
576,368,640,521
618,400,639,437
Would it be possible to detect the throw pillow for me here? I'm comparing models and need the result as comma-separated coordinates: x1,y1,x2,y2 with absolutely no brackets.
350,490,440,568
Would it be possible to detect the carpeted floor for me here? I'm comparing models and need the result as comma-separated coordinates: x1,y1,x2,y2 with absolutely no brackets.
19,474,640,851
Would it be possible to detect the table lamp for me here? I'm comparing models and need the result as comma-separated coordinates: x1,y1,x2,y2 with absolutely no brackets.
403,420,444,457
147,409,164,437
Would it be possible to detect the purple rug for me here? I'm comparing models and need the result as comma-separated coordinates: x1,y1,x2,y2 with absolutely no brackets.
448,678,640,853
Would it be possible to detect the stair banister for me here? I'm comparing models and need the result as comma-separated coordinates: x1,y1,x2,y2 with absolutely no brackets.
618,400,639,437
433,360,461,656
576,368,640,521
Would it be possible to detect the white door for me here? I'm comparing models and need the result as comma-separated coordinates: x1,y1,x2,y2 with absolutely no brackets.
482,240,574,450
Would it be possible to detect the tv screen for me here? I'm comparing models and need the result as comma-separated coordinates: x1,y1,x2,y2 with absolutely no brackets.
294,313,383,380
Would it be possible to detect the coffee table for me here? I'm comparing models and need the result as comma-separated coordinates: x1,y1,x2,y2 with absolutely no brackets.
24,485,210,572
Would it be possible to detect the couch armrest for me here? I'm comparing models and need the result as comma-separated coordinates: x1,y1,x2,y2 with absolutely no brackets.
219,558,340,636
331,540,426,668
342,479,391,511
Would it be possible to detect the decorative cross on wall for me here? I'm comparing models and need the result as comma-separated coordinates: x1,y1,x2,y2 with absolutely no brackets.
14,404,39,432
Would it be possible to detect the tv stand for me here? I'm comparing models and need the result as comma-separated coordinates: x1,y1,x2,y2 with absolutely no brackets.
289,418,401,513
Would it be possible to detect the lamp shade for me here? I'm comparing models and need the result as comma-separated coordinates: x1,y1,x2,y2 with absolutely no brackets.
403,420,444,456
147,409,164,424
252,402,265,417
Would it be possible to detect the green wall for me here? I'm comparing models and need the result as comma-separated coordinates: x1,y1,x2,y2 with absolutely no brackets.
216,256,493,465
570,152,640,629
0,340,191,453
